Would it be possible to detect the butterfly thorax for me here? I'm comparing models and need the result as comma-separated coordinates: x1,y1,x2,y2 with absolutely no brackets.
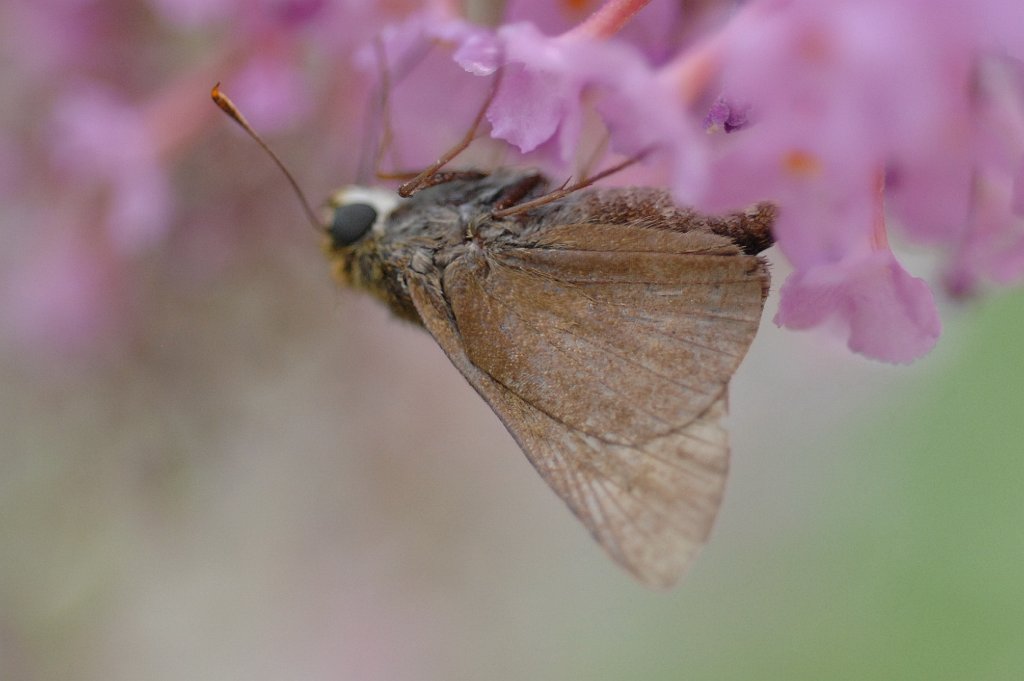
324,170,553,324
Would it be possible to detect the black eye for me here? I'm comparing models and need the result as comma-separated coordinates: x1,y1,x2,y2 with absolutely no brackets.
328,203,377,248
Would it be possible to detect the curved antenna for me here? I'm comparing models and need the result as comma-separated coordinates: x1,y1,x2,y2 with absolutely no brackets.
210,83,322,232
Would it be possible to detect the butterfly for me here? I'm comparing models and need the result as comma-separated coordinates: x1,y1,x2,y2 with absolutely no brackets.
212,83,773,588
323,169,773,587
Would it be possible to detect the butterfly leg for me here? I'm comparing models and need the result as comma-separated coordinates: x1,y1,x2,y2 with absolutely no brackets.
492,173,546,211
490,150,649,219
366,36,427,183
396,63,506,197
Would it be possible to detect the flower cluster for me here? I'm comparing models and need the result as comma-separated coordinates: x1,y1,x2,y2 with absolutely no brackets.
400,0,1024,363
1,0,412,352
6,0,1024,363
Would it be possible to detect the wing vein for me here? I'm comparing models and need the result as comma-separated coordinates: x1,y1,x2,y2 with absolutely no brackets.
485,259,725,395
474,279,692,431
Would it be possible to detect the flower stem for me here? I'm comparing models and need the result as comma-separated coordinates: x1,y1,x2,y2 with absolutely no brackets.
562,0,652,40
871,169,890,251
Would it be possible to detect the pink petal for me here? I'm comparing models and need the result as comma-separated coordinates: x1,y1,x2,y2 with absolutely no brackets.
775,251,941,364
487,60,576,154
943,172,1024,296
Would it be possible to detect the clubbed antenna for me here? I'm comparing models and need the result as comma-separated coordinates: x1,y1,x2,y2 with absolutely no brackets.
210,83,321,232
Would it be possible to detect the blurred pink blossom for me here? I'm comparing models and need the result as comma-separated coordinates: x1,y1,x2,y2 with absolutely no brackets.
776,251,941,363
0,0,397,355
231,55,315,132
3,228,119,353
149,0,241,27
434,0,1024,362
50,86,173,254
5,0,1024,363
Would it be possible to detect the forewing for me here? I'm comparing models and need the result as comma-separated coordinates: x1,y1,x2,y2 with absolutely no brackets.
408,223,768,587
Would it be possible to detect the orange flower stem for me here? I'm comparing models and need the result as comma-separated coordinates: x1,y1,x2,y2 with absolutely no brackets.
562,0,652,40
871,168,890,251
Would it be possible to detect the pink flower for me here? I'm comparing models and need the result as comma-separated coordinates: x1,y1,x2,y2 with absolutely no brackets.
440,0,1024,362
776,251,941,364
230,56,314,132
453,19,702,172
502,0,686,63
9,0,1024,363
943,171,1024,298
49,85,172,254
352,8,494,172
704,97,748,133
455,21,603,159
678,0,1024,360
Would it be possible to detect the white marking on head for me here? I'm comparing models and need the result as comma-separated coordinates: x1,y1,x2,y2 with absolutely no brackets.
325,186,401,236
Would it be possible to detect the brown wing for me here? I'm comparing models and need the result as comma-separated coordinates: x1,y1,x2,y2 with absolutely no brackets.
409,223,769,587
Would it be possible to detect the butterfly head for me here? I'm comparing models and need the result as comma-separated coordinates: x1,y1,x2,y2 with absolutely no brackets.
323,186,400,252
321,185,425,321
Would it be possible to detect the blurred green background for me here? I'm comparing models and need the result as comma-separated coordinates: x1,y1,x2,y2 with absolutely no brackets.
2,237,1022,680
